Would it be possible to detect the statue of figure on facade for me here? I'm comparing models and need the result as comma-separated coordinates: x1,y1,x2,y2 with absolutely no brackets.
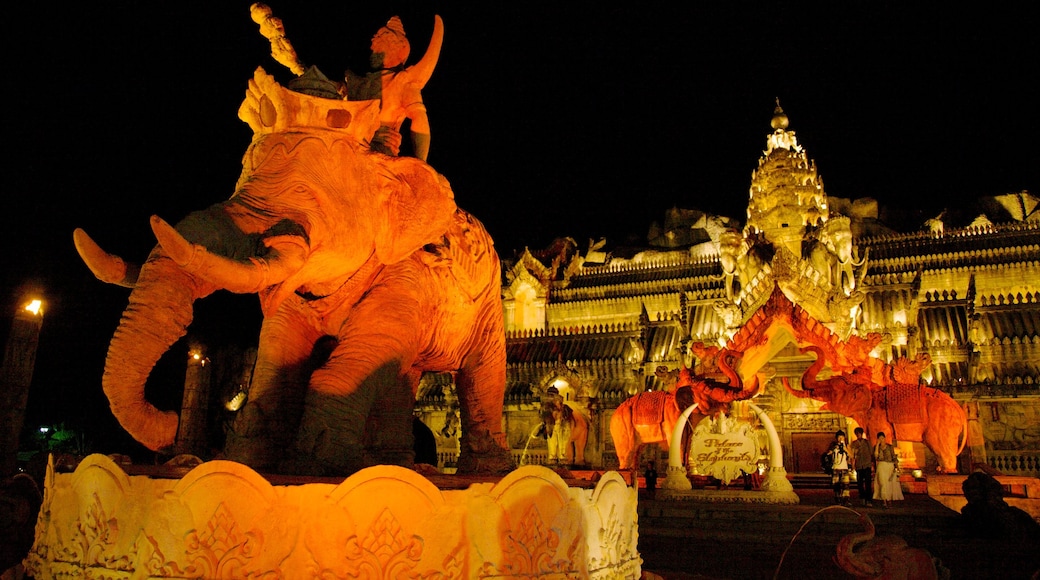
249,4,442,161
341,15,443,161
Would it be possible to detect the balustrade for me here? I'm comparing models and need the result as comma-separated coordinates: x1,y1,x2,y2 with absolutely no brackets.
987,450,1040,477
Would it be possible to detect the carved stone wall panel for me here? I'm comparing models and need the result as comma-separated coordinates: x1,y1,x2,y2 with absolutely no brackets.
782,413,844,432
25,455,641,579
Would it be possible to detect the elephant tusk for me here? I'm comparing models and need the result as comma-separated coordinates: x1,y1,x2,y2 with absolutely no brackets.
74,228,141,287
151,216,309,293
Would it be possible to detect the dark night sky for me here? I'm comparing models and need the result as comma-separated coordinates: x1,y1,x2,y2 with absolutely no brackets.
3,3,1037,453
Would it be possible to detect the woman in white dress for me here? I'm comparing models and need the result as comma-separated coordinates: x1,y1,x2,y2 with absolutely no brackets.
873,432,903,507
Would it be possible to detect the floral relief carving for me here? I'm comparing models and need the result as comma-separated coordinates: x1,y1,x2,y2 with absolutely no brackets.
338,507,456,579
29,457,640,578
60,491,135,572
591,503,627,570
483,503,582,579
141,501,276,579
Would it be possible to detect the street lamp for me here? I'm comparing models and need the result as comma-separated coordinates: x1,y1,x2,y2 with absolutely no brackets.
2,293,45,476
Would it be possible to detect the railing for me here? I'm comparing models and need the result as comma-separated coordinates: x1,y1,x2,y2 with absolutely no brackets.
987,451,1040,477
515,451,547,466
437,451,458,470
436,450,550,469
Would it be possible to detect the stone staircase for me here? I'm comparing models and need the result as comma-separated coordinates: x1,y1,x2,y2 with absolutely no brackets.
637,488,1039,579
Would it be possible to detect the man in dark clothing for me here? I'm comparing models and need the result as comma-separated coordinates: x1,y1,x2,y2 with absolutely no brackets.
644,462,658,498
850,427,874,506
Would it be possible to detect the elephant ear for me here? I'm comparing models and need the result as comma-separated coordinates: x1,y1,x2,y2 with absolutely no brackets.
374,158,457,264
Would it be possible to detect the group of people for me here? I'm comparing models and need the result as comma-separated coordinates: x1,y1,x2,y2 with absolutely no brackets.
828,427,904,508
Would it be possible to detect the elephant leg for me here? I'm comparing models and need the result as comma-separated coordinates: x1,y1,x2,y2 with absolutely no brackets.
574,419,587,465
288,357,406,476
363,370,419,467
288,286,424,476
610,407,635,470
454,303,513,475
225,305,321,471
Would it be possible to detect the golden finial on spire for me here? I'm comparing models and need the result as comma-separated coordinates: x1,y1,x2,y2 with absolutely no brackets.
771,98,789,130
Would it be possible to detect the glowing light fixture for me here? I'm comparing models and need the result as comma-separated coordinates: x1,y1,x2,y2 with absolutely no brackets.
189,349,208,366
226,391,248,411
24,299,43,316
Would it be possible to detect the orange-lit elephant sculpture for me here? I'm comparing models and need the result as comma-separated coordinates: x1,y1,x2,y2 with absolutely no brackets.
610,386,696,471
73,69,512,476
610,348,760,470
784,346,967,472
835,513,945,579
541,399,589,466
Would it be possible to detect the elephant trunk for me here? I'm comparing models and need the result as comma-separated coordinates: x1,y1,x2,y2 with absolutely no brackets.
716,348,742,387
103,248,215,451
798,345,828,393
835,513,883,577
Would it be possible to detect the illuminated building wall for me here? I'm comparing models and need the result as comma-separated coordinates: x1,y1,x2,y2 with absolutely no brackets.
417,108,1039,475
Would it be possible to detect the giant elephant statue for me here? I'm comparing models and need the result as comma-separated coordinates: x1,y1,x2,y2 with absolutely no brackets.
541,399,589,467
74,68,513,476
835,512,945,579
783,346,967,472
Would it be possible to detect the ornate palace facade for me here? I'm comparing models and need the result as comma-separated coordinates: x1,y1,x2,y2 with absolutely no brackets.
417,106,1039,476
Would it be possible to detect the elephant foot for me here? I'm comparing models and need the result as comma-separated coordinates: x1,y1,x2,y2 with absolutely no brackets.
224,405,283,472
457,430,514,475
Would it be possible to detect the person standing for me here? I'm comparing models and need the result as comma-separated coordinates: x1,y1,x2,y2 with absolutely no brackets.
850,427,874,506
828,430,852,506
873,432,903,508
644,461,658,499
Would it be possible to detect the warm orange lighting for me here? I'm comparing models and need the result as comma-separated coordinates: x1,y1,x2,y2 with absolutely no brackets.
24,299,43,316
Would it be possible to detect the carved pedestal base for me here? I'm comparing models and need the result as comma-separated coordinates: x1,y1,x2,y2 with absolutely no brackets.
25,455,641,579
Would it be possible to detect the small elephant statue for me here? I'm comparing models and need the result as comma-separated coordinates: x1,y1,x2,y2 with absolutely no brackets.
75,68,513,476
783,346,967,472
541,399,589,466
835,513,947,579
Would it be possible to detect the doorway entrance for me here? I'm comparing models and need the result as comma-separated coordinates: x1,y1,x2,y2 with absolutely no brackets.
791,432,834,473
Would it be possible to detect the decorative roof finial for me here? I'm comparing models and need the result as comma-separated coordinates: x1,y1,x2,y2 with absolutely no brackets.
771,98,790,130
